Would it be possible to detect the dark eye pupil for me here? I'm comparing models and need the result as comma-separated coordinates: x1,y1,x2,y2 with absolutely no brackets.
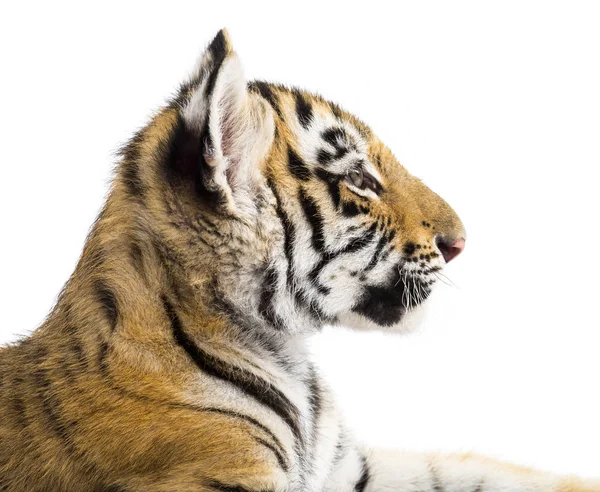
348,169,364,188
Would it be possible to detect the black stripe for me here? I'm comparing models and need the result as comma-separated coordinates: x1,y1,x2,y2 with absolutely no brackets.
293,287,333,323
253,435,289,472
201,407,287,466
363,233,389,272
164,298,302,442
429,463,445,492
99,486,129,492
267,179,296,289
34,367,73,443
95,339,290,473
472,483,484,492
294,91,313,129
96,364,291,469
205,30,230,99
305,257,331,285
314,282,331,296
64,324,88,371
307,366,322,446
209,30,229,60
315,168,341,208
268,182,335,322
32,340,47,359
172,80,195,107
288,146,311,181
117,128,144,162
248,81,283,118
331,435,347,468
322,127,349,147
258,267,286,330
129,241,145,276
62,308,89,375
57,355,76,382
94,279,118,331
97,340,111,378
165,113,225,206
307,223,378,288
10,377,28,430
330,103,345,120
27,363,105,480
32,367,107,482
306,259,332,292
326,180,341,209
210,294,290,367
341,201,361,217
337,223,378,255
355,455,370,492
316,127,352,165
298,188,326,253
316,148,336,166
121,160,145,198
206,479,270,492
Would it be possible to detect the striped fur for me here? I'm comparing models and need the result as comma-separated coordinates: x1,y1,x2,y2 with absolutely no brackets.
0,30,597,491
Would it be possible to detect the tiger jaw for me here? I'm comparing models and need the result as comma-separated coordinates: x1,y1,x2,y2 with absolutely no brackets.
348,262,434,327
338,287,430,334
301,228,444,331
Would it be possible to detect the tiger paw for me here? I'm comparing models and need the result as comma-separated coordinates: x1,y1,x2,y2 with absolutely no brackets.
559,478,600,492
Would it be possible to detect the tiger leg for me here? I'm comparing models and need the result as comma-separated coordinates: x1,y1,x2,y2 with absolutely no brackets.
327,448,600,492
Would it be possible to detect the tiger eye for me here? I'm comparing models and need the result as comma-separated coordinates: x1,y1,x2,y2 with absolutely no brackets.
347,168,364,188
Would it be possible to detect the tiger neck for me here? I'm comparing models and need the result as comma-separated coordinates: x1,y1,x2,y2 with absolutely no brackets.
55,194,320,368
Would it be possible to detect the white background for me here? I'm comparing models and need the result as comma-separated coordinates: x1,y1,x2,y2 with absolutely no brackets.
1,1,599,478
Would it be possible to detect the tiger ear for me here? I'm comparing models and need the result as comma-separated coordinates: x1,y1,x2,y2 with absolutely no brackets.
173,29,274,216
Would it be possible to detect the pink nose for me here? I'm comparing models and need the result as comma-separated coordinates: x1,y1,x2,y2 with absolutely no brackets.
436,237,466,263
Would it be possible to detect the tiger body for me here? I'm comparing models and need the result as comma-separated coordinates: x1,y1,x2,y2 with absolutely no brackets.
0,30,597,491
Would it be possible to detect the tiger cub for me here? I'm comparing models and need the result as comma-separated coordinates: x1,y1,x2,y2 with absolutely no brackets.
0,29,597,492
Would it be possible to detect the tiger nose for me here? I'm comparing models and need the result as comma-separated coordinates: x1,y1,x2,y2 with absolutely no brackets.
436,237,465,263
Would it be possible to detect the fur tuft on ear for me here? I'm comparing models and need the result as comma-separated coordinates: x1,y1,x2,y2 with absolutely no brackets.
170,29,274,217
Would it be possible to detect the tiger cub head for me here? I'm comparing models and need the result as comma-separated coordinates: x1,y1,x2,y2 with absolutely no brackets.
121,30,465,334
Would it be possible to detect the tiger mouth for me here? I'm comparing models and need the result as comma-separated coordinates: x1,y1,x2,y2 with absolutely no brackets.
352,267,434,327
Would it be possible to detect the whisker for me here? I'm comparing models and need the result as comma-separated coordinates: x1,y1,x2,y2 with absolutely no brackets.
433,272,453,287
394,265,403,287
436,271,459,289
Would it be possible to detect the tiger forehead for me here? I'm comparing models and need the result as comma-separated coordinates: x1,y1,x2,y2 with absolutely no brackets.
249,81,355,117
248,82,372,143
366,141,399,176
248,81,393,179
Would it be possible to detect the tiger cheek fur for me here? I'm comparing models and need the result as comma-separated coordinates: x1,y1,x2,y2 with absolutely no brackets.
3,28,592,492
251,92,466,334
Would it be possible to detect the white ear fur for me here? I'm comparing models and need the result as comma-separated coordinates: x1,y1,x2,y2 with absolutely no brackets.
206,56,254,209
182,50,274,218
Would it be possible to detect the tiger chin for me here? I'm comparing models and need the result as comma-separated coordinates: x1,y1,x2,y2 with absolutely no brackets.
0,29,596,492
